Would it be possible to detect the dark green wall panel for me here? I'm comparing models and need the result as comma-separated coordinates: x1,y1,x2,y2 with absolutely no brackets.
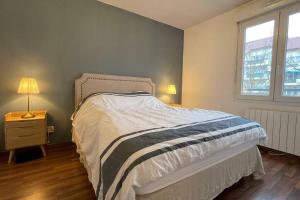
0,0,183,151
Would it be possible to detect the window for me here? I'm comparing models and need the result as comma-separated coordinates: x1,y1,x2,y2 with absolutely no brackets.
241,20,275,96
278,11,300,100
237,3,300,102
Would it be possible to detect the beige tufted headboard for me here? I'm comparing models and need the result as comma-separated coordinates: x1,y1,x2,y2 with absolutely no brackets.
74,73,156,107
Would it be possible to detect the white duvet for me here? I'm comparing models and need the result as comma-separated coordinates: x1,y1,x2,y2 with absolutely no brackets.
72,93,266,200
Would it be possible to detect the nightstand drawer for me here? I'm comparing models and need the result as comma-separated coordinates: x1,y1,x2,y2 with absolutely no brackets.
5,120,44,129
5,120,46,150
6,125,45,137
6,128,46,149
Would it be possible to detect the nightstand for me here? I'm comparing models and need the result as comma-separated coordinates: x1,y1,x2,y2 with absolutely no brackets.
4,110,47,164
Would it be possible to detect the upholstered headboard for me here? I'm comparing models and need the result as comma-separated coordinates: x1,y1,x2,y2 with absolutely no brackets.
74,73,156,107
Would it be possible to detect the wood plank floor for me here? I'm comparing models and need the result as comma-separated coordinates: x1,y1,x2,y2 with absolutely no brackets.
0,143,300,200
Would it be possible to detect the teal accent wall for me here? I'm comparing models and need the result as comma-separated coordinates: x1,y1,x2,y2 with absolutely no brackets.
0,0,183,151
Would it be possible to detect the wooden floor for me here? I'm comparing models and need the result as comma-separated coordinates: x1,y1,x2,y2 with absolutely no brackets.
1,143,300,200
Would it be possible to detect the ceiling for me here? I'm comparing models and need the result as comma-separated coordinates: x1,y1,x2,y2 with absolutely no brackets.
97,0,250,29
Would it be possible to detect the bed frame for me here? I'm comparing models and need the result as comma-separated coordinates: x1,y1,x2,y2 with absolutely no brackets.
73,73,264,200
74,73,155,108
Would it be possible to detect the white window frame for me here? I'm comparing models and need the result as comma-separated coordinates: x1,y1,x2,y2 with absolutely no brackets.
236,2,300,103
274,3,300,102
236,11,279,101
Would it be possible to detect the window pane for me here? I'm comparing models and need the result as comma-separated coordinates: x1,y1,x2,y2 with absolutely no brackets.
282,12,300,97
241,21,275,96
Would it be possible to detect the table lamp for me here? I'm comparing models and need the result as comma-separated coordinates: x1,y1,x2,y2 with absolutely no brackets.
166,84,176,104
17,77,40,118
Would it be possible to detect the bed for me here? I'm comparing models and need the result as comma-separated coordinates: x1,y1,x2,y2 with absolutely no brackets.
72,73,266,200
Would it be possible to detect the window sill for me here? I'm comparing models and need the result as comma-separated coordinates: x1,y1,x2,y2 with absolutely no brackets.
234,97,300,107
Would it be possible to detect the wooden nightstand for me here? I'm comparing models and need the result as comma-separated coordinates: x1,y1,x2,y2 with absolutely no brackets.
4,110,47,164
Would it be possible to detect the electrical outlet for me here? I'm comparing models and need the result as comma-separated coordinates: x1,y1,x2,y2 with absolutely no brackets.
48,126,55,133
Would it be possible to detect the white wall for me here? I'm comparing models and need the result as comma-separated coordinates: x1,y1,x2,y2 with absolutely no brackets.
182,0,300,116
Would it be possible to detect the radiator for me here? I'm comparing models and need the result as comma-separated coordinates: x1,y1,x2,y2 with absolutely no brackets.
245,108,300,156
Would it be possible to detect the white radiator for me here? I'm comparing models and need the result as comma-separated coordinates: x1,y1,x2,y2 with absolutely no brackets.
245,108,300,156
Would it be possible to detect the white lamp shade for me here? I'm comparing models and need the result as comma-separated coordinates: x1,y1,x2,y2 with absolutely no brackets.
17,78,40,94
166,84,176,95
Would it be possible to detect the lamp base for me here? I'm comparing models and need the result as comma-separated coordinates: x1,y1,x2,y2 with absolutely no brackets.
21,112,35,119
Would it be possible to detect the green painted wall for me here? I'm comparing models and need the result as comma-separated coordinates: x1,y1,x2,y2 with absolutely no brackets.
0,0,183,151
